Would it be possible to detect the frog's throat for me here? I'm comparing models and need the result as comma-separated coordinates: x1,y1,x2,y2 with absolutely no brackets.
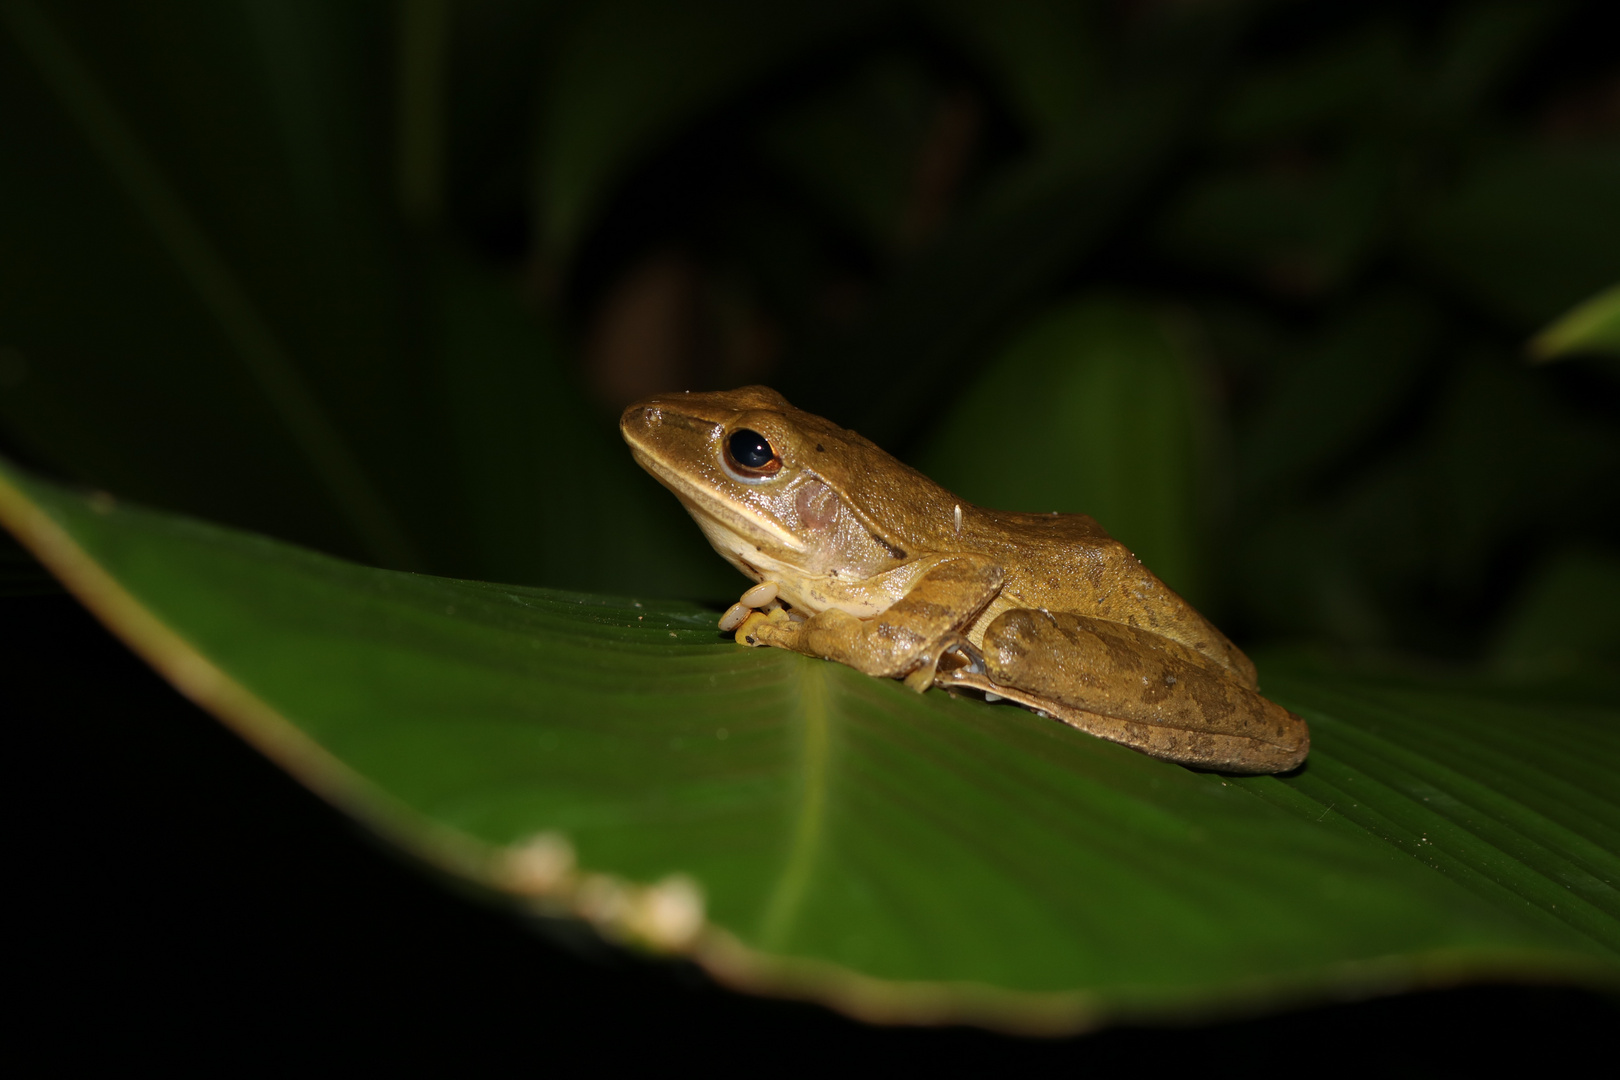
629,447,807,557
688,505,804,586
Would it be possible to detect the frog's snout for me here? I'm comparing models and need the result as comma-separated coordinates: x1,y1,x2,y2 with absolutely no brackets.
619,401,661,440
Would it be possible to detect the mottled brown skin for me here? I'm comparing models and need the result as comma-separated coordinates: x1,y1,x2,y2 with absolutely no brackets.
621,386,1308,774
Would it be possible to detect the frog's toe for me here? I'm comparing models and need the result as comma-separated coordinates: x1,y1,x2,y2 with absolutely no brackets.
901,665,936,694
938,636,986,676
718,602,751,631
736,608,798,647
734,610,770,645
738,581,780,608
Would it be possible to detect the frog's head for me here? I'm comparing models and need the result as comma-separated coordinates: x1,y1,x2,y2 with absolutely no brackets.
621,386,939,584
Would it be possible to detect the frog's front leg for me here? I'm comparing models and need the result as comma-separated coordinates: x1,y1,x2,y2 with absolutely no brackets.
974,609,1309,773
737,556,1003,687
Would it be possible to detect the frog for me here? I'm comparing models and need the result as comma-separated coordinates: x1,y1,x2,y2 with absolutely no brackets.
621,385,1308,774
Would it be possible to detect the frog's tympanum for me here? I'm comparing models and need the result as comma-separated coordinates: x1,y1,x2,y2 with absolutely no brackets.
622,386,1308,774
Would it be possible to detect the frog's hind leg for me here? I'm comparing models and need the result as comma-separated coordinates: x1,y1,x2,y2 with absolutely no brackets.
957,609,1308,774
738,555,1004,684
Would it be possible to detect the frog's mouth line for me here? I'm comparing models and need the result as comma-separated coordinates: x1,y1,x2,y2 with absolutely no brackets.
627,445,807,556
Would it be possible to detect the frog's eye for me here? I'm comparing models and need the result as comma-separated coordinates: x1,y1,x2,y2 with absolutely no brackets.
725,428,781,478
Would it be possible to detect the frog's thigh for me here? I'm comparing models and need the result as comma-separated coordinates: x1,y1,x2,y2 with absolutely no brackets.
788,556,1002,679
982,609,1308,773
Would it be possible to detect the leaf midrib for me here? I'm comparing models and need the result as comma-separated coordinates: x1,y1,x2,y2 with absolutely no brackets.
757,660,833,949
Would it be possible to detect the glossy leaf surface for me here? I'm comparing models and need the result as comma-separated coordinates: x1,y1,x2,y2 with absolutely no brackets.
3,459,1614,1032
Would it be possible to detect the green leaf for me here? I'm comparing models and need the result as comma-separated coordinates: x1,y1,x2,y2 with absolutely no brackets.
427,253,735,597
1154,141,1394,296
1236,655,1620,957
1212,20,1411,144
1531,283,1620,362
4,459,1614,1032
1425,0,1569,119
1492,547,1620,677
790,156,1159,449
782,4,1229,447
0,0,421,566
534,0,875,260
1238,294,1437,502
1424,358,1620,593
0,4,730,598
1409,145,1620,329
1233,347,1620,651
759,54,946,256
910,297,1215,606
924,0,1098,151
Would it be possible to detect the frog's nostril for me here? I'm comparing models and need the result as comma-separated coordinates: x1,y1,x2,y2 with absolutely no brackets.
643,407,662,426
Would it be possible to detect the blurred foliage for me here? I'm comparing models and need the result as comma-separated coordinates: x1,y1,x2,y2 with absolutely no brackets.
1534,283,1620,362
2,0,1617,667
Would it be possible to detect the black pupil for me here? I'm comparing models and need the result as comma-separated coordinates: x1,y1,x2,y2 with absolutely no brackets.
729,429,774,470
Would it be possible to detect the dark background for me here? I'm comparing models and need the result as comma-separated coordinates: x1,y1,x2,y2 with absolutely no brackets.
4,0,1617,1062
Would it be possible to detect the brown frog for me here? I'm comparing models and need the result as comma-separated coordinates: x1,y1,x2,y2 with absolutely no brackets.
622,386,1308,774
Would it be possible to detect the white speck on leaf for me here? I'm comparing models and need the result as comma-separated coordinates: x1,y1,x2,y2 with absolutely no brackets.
499,832,576,895
633,875,705,949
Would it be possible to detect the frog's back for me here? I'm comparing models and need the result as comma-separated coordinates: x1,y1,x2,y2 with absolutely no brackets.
970,510,1258,687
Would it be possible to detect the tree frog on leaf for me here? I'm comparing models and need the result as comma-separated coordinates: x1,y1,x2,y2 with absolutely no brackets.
622,386,1308,774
